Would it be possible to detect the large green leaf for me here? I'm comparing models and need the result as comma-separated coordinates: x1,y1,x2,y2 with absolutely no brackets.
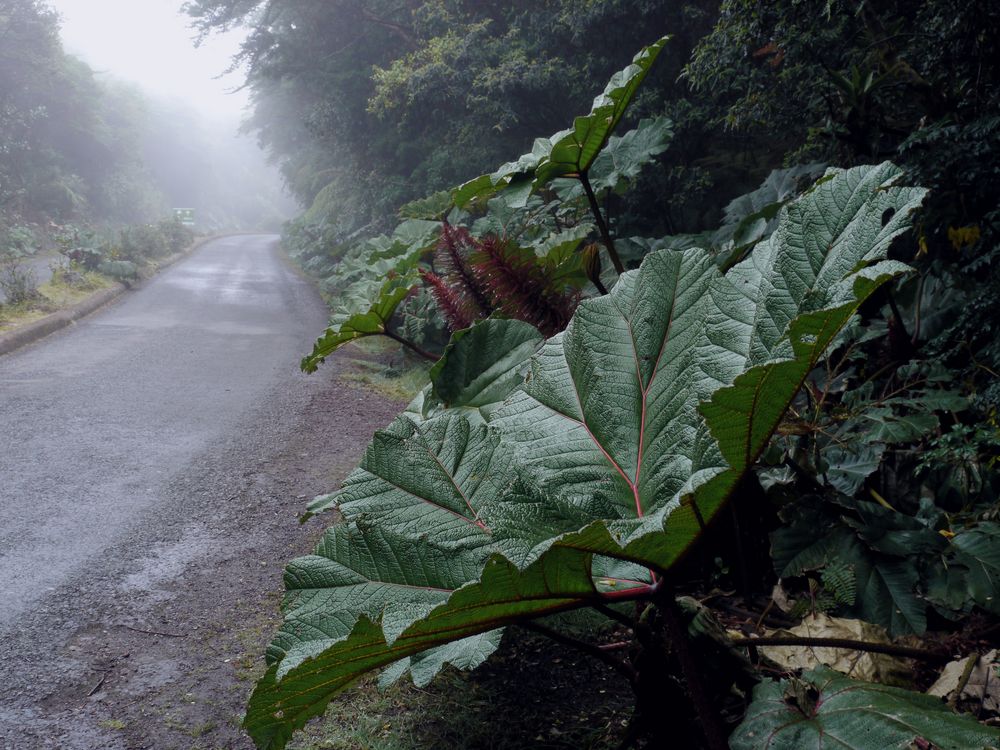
494,163,924,561
306,410,516,536
552,117,674,201
247,164,926,749
452,37,669,209
730,667,1000,749
950,523,1000,615
301,274,415,373
823,443,884,495
425,319,544,420
849,553,926,635
714,163,827,253
397,191,453,221
246,542,603,750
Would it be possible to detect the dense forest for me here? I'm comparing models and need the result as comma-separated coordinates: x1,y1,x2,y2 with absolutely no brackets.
0,0,289,267
183,1,1000,748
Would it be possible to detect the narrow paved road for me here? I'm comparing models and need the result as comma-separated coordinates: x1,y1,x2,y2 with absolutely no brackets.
0,235,400,749
0,235,321,627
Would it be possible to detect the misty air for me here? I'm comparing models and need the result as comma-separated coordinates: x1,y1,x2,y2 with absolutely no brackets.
2,2,1000,749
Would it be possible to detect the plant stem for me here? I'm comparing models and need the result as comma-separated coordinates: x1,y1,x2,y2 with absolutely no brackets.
730,635,951,662
384,330,438,362
886,289,911,341
579,171,625,275
599,580,661,603
950,654,979,709
659,595,730,750
519,621,637,683
911,274,925,345
594,602,638,629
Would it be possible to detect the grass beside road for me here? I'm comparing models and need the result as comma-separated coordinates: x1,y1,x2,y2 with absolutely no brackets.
335,337,432,402
284,625,632,750
0,270,114,333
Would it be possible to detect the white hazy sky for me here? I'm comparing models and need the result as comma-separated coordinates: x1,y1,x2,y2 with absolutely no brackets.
46,0,250,121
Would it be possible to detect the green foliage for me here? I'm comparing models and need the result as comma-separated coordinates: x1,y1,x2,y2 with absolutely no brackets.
245,164,924,749
0,254,39,306
301,275,419,373
453,38,670,210
186,0,1000,744
731,667,1000,749
0,224,37,257
97,259,139,283
551,117,675,202
712,163,827,267
292,44,673,366
0,1,167,224
291,218,444,364
425,319,543,421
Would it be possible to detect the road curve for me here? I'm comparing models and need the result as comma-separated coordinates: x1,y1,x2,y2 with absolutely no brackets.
0,235,332,747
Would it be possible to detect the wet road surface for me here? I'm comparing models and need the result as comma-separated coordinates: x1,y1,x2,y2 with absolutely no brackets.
0,235,336,747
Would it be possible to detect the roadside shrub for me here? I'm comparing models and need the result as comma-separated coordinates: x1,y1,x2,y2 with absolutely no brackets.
97,259,139,283
55,225,105,271
0,253,41,305
157,217,195,253
0,223,37,258
118,223,170,261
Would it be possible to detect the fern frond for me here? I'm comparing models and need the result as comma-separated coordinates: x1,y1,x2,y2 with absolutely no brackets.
821,562,857,607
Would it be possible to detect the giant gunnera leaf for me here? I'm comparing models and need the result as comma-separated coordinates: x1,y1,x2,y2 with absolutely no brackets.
730,666,1000,750
246,163,926,749
301,274,415,372
452,37,669,209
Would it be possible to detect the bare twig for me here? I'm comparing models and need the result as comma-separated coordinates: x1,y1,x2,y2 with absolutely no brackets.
731,635,951,663
950,653,979,709
121,624,187,638
86,672,109,697
599,641,632,651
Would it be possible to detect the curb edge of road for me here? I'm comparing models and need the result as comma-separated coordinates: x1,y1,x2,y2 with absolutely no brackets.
0,233,236,358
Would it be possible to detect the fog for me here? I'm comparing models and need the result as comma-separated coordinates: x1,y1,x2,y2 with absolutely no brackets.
41,0,297,230
48,0,247,121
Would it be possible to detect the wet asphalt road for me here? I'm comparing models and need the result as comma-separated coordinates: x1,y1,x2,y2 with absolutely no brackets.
0,235,331,746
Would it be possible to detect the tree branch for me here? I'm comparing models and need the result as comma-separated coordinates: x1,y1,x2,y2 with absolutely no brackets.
357,6,417,47
731,635,952,663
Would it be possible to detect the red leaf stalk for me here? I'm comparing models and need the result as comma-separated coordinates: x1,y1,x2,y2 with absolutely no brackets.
421,269,475,332
470,235,576,337
437,223,493,318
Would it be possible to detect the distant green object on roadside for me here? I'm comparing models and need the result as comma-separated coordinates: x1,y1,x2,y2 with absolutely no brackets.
173,208,196,227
